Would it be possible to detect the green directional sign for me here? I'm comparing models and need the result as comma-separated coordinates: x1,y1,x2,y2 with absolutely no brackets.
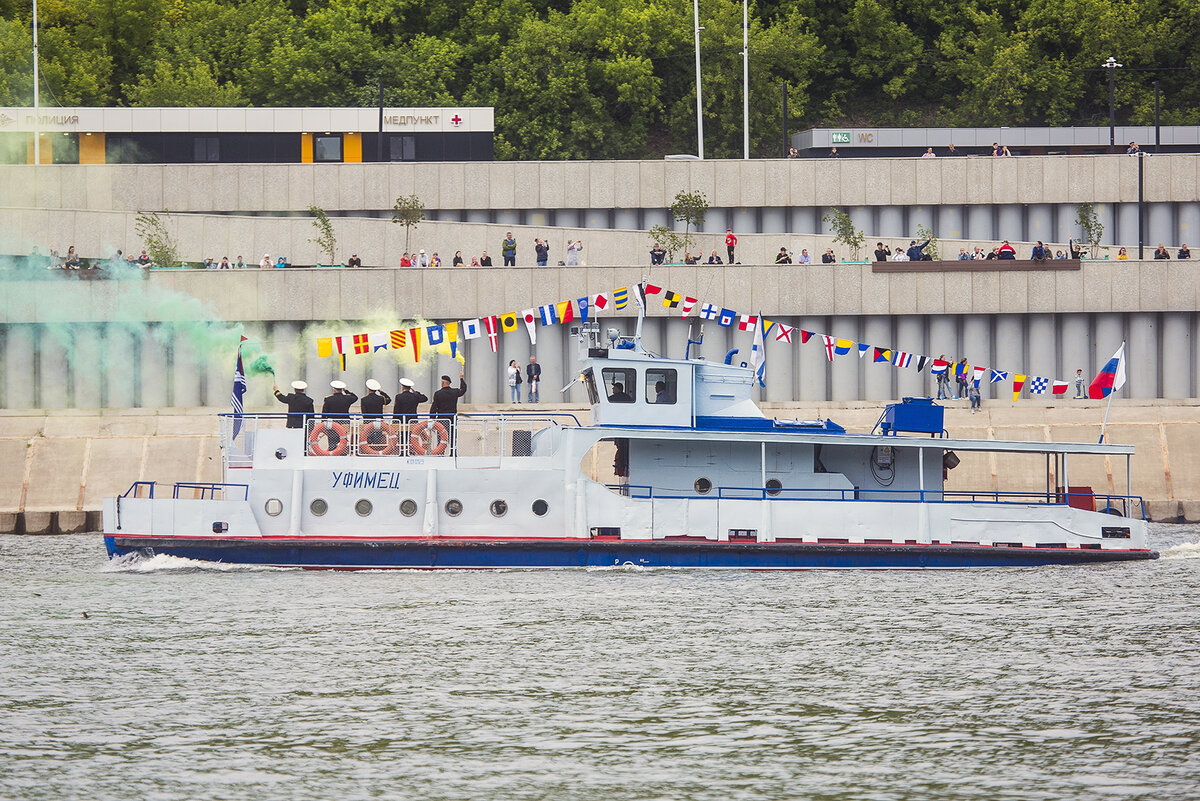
831,132,850,144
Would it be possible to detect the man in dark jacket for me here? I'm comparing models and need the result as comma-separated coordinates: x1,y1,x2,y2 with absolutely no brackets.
430,370,467,452
321,381,357,418
391,378,428,421
273,380,314,429
906,238,931,261
526,356,542,403
359,379,391,416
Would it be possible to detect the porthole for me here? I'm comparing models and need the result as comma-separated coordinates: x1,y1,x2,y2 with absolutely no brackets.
355,499,373,517
264,498,284,517
490,500,508,517
445,499,463,517
310,498,328,516
532,499,549,516
400,499,418,517
765,479,783,497
694,478,712,495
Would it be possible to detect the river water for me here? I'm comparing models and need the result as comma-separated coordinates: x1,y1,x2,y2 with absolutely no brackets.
3,525,1199,801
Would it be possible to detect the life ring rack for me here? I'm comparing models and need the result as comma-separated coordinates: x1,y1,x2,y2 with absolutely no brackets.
358,421,399,456
409,420,450,456
307,420,350,456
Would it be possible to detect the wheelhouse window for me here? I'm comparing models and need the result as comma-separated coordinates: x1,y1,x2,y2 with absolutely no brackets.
314,135,343,162
581,368,599,405
601,368,636,403
646,369,677,404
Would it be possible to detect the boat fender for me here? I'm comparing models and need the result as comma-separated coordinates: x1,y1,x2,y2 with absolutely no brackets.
308,421,350,456
359,421,398,455
410,420,449,456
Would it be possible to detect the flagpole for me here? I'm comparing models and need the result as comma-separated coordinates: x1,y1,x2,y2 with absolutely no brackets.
1097,339,1125,444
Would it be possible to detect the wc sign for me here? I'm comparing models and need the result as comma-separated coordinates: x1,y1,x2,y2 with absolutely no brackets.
831,132,850,144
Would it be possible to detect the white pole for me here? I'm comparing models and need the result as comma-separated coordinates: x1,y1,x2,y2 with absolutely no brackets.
32,0,39,166
693,0,704,159
1098,385,1116,443
742,0,749,159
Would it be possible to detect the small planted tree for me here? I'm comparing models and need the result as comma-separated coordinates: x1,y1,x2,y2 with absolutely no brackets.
822,208,865,261
669,189,708,257
134,211,178,268
391,194,426,254
649,224,684,262
308,205,337,266
915,223,939,260
1075,202,1104,258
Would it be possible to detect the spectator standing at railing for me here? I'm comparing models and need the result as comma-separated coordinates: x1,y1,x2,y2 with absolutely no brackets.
1126,142,1140,155
957,248,971,260
347,254,362,268
219,256,231,269
798,249,811,264
1154,244,1171,259
417,249,429,268
452,251,464,267
1031,241,1047,261
725,228,737,262
138,250,151,267
260,254,271,269
391,378,428,422
534,238,550,266
480,251,493,266
502,233,517,266
707,250,722,264
775,247,791,264
821,249,836,263
997,241,1016,260
273,380,314,429
890,248,909,262
359,379,392,417
906,238,931,261
650,244,666,265
874,242,891,261
507,360,522,403
566,240,583,265
527,355,542,403
921,147,936,158
1180,244,1191,259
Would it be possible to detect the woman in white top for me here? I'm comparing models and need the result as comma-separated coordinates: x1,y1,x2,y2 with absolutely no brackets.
891,248,909,261
507,360,522,403
260,254,271,269
566,240,583,265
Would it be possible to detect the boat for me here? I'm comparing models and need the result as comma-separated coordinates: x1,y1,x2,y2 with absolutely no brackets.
103,291,1157,569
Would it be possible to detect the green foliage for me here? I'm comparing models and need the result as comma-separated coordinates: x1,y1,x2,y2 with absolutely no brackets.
134,211,178,269
307,205,337,266
390,194,426,254
822,208,864,260
669,189,709,255
915,223,939,260
1075,202,1104,257
2,0,1200,158
649,224,684,262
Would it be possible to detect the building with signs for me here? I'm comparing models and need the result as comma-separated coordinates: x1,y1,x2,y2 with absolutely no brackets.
793,126,1200,157
0,107,494,164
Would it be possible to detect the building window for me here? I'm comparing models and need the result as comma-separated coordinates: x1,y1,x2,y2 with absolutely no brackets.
314,135,343,162
193,136,219,162
389,134,415,161
601,368,636,403
646,369,677,405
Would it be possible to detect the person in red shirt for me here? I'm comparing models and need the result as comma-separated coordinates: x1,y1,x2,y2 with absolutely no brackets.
725,229,737,263
997,240,1016,260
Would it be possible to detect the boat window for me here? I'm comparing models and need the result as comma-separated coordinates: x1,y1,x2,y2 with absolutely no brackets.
601,368,636,403
355,499,373,517
532,499,549,516
581,368,599,405
310,498,328,516
445,499,463,517
399,499,418,517
695,477,712,494
264,498,283,516
646,369,678,404
765,479,783,497
490,500,508,517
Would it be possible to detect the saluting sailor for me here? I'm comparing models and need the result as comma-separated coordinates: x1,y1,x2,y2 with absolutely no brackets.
321,380,357,418
359,379,392,417
391,377,428,422
272,380,314,429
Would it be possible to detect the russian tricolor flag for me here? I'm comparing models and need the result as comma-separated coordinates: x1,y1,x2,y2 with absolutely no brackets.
1088,342,1127,399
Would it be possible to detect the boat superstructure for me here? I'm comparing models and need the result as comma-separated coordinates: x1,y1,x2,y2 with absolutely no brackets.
103,315,1156,569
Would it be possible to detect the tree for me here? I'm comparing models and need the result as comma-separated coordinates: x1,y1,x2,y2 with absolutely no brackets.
391,194,426,255
669,189,709,257
134,211,178,269
307,205,337,266
822,208,865,261
648,224,685,262
915,223,939,260
1075,202,1104,258
127,59,247,107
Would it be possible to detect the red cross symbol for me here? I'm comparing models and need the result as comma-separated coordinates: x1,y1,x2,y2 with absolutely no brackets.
450,114,462,126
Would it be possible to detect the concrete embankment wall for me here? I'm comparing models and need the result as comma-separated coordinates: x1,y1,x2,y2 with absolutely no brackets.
2,401,1197,533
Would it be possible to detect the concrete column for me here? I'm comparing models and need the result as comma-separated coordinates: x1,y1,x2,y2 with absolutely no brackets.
762,207,786,234
140,323,171,409
790,207,817,235
304,333,333,408
584,209,609,229
895,315,927,399
105,327,138,409
614,208,638,231
794,317,827,401
993,316,1025,401
38,329,70,410
1127,313,1158,399
966,205,993,242
1148,203,1174,249
532,322,564,405
1178,204,1200,250
909,205,935,236
732,208,756,236
1116,203,1138,248
643,208,668,230
557,209,580,229
1026,314,1057,383
861,316,891,400
1095,203,1116,249
1060,314,1091,396
878,206,904,239
849,207,873,239
1056,204,1080,247
829,318,859,402
1092,313,1124,383
706,208,727,234
765,316,794,403
500,326,528,405
1160,313,1192,398
495,210,519,226
6,325,36,409
962,314,990,397
465,209,489,224
1027,204,1053,246
939,205,963,241
468,333,500,405
997,205,1023,244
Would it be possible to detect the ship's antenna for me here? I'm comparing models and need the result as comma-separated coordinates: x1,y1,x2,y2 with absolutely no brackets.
633,280,647,350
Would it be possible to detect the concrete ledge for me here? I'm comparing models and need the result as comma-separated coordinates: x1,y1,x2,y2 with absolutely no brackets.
1181,501,1200,523
0,512,18,534
57,510,90,534
1147,500,1184,523
873,259,1081,273
22,511,56,535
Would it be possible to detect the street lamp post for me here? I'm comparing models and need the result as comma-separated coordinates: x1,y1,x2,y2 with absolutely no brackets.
1102,56,1122,153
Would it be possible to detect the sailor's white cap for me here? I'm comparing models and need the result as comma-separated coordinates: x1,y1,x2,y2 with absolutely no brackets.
291,380,307,391
399,378,415,388
330,380,347,390
365,379,381,391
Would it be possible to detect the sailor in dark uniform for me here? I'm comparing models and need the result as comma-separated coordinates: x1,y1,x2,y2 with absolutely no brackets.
272,380,314,429
321,380,358,418
429,370,467,453
391,378,428,422
359,379,392,417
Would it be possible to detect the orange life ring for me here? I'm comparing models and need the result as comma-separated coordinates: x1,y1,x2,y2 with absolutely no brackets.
308,420,349,456
358,421,398,455
409,420,449,456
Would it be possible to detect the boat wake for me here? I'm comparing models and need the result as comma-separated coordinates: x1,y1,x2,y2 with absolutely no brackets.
101,552,296,573
1160,541,1200,560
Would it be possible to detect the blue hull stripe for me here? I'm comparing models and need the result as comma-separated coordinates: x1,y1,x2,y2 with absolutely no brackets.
104,536,1157,569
